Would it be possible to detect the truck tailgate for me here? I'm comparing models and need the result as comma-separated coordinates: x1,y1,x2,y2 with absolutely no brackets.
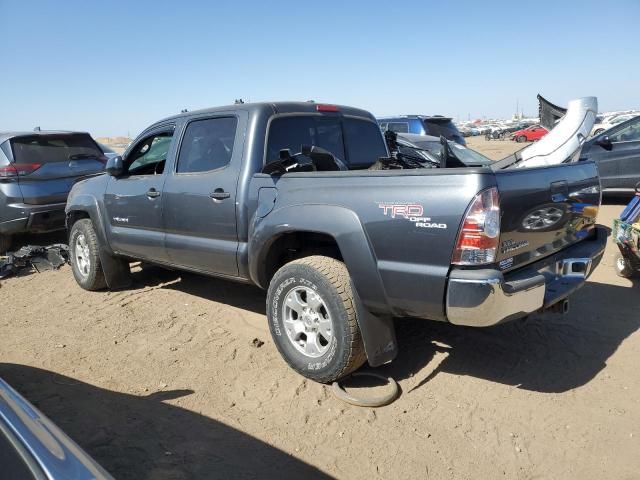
494,161,600,272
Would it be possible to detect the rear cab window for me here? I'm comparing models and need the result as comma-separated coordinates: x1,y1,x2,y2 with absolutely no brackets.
177,117,238,173
266,115,387,170
10,134,104,164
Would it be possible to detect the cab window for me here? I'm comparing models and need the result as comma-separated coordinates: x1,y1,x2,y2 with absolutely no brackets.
609,118,640,143
177,117,238,173
126,132,173,175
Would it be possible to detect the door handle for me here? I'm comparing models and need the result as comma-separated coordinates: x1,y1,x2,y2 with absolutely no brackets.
146,188,161,199
210,189,230,200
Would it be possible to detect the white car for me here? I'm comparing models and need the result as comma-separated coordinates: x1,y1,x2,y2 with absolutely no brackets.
591,113,639,136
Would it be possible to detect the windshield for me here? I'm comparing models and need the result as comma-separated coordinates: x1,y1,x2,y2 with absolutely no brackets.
421,119,465,144
266,116,387,169
11,134,103,164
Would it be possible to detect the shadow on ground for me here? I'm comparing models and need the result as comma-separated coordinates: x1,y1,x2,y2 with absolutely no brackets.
377,279,640,393
0,364,330,480
131,262,640,395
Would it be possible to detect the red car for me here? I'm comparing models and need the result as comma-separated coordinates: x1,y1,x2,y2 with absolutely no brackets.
512,125,548,143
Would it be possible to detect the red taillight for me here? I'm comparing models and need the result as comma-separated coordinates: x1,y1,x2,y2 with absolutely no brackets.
452,187,500,265
316,104,339,112
0,163,42,178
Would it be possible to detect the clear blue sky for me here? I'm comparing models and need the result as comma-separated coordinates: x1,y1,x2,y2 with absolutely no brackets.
1,0,638,137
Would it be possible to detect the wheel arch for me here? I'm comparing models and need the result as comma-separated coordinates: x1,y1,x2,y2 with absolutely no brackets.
249,204,390,316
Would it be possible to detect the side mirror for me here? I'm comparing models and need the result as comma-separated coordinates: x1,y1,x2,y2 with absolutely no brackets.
105,156,124,176
596,135,613,151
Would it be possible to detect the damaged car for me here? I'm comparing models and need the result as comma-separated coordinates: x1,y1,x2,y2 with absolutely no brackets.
0,131,106,252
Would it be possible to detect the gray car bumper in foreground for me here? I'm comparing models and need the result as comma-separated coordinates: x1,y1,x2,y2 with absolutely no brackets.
446,226,608,327
0,202,67,235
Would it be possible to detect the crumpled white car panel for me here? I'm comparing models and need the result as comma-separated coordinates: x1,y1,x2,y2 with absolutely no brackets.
516,97,598,168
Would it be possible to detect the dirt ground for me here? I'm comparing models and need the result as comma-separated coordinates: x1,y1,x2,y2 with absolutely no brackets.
1,138,639,480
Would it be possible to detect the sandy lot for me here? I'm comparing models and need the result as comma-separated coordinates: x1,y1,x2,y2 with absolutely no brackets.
1,139,639,480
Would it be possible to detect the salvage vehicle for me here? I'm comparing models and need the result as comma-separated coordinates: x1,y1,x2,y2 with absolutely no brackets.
511,125,548,143
0,376,113,479
65,101,606,383
377,115,466,145
0,131,107,252
580,115,640,194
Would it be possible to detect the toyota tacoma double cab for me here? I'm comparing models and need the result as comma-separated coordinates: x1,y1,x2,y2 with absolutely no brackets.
65,101,607,383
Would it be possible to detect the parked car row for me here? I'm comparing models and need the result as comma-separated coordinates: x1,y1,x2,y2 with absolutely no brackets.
590,112,640,137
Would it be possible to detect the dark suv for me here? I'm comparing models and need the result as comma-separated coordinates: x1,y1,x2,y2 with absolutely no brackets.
377,115,466,145
0,131,106,251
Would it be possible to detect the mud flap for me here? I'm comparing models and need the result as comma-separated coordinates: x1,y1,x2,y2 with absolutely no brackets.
98,246,132,289
354,291,397,367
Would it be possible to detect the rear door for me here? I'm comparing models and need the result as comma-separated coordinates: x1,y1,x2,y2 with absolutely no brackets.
9,134,105,204
162,112,246,276
493,161,601,272
104,126,175,261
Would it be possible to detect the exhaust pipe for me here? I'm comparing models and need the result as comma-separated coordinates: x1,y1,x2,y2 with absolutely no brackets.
547,299,570,315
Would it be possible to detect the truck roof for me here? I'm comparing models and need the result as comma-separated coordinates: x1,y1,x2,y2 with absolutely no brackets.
156,101,377,125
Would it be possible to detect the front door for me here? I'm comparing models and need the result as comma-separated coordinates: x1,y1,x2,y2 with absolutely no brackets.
104,126,175,261
605,118,640,190
162,113,246,277
588,117,640,191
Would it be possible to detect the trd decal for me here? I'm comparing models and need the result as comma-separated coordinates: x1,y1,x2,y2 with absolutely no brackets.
378,202,447,229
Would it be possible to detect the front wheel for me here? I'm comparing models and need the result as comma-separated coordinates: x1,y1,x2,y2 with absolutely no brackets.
266,256,367,383
69,219,107,290
614,252,636,278
516,135,527,143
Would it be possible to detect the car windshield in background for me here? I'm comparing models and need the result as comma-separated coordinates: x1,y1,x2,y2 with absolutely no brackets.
421,119,465,144
266,116,387,169
11,134,103,164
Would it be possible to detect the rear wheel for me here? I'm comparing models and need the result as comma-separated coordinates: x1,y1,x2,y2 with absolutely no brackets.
0,234,11,253
516,135,527,143
614,252,636,278
69,219,107,290
266,256,366,383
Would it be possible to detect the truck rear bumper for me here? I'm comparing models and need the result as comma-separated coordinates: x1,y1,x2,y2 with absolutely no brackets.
445,226,608,327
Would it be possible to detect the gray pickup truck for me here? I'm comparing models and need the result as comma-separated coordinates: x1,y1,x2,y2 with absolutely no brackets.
65,102,607,382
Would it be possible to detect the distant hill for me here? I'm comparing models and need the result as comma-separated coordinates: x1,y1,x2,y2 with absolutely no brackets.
95,136,132,146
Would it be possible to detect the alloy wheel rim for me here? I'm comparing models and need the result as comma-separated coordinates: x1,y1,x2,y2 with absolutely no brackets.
282,286,333,358
75,234,91,278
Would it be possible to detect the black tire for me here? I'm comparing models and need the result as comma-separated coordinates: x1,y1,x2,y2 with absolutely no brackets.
614,252,636,278
0,234,11,254
266,256,367,383
69,219,107,290
516,135,527,143
484,133,491,141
